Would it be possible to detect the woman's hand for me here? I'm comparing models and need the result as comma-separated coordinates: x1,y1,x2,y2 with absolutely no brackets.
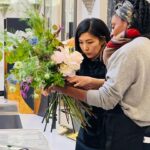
67,75,105,90
42,84,87,102
42,86,54,96
42,89,49,96
67,76,92,89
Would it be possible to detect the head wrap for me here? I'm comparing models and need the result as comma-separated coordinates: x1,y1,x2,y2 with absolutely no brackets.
115,0,134,24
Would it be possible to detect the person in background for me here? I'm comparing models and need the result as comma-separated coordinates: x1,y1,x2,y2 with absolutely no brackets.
103,0,141,65
43,18,110,149
68,18,110,150
45,0,150,150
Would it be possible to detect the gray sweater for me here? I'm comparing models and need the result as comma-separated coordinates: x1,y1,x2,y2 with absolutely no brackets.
87,37,150,126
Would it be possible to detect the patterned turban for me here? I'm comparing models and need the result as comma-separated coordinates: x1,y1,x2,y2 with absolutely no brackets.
115,0,134,24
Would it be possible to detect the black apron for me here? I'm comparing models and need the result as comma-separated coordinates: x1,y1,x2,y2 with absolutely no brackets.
76,107,106,150
76,58,106,150
104,105,145,150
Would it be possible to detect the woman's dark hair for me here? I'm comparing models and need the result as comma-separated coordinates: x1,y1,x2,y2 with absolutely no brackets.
75,18,110,53
129,0,150,38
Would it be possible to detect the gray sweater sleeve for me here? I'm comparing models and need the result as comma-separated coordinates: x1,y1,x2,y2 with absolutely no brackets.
86,44,137,110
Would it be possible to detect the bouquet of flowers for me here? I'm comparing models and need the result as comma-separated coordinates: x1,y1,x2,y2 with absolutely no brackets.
2,10,91,131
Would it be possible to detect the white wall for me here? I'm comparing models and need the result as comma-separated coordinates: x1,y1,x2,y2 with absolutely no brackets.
0,18,4,91
50,0,62,26
99,0,108,24
77,0,108,25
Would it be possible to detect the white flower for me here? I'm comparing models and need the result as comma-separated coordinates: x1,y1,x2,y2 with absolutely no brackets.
51,51,65,64
14,61,23,69
67,62,81,71
15,30,26,38
59,64,75,76
63,50,83,71
70,51,83,64
25,29,34,39
14,30,34,43
52,46,83,76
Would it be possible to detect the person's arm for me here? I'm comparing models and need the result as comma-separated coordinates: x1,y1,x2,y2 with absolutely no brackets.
67,75,105,90
43,47,136,110
52,49,136,109
42,77,104,101
86,44,137,110
53,85,87,102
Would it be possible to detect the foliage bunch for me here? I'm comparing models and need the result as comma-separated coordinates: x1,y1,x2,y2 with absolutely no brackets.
2,10,90,130
4,10,65,91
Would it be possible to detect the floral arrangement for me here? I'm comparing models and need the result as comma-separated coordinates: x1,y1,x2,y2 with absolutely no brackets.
2,10,90,131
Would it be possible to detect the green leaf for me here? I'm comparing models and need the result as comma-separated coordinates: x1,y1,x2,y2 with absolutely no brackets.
0,42,3,48
0,50,3,61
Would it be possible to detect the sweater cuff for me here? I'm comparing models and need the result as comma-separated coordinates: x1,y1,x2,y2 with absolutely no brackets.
87,90,100,107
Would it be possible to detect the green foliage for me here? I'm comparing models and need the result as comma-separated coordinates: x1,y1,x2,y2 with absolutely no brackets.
3,8,88,130
4,10,64,91
0,50,2,61
27,11,45,38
